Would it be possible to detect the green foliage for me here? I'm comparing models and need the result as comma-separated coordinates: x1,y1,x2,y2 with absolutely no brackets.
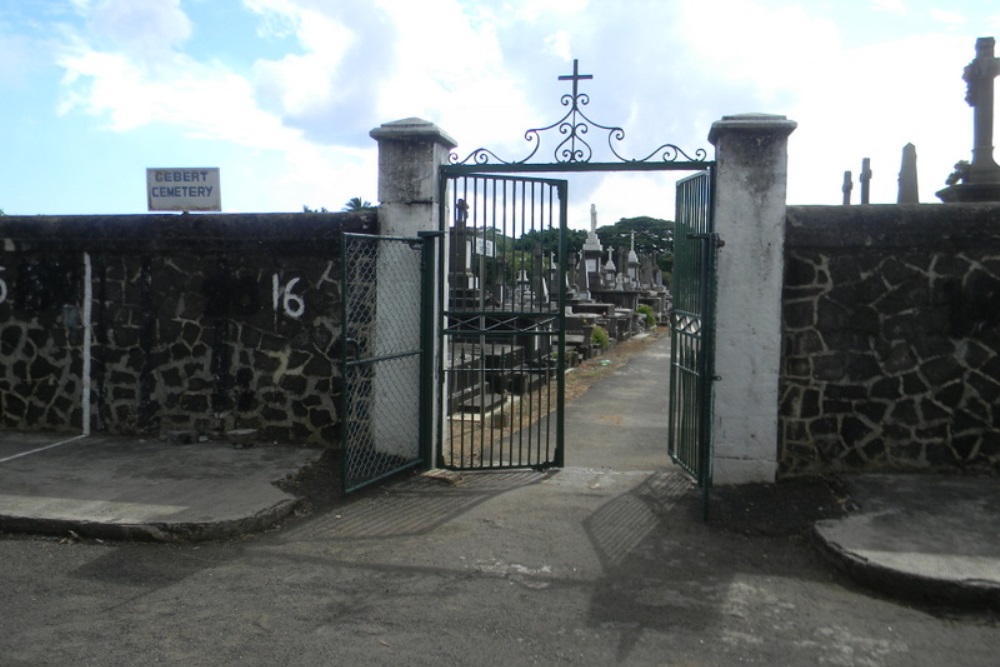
513,227,587,258
597,216,675,278
591,325,610,351
302,198,376,213
596,216,674,255
342,197,375,211
637,304,656,328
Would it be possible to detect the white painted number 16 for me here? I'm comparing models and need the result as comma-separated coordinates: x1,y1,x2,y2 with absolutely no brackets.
272,274,305,319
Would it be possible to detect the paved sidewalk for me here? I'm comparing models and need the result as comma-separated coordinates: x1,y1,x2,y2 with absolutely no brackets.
0,431,322,541
813,473,1000,608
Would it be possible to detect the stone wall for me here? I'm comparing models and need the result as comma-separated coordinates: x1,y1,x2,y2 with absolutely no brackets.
781,204,1000,476
0,212,375,443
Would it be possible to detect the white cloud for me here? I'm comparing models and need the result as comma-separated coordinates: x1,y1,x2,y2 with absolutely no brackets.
928,8,965,26
870,0,907,15
674,0,842,107
0,33,38,86
512,0,589,24
370,0,536,152
240,0,396,145
543,30,572,60
57,41,302,152
251,10,354,118
51,0,398,212
86,0,192,55
572,172,680,229
45,0,992,217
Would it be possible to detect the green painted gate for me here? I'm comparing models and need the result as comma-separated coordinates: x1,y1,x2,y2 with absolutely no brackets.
668,171,718,512
425,59,716,487
437,174,568,470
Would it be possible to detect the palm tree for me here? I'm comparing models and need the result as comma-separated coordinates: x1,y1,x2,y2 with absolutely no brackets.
342,197,375,212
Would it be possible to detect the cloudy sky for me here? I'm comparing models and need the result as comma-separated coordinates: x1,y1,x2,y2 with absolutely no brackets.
1,0,998,228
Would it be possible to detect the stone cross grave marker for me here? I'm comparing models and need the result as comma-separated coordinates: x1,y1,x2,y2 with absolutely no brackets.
938,36,1000,201
965,37,1000,178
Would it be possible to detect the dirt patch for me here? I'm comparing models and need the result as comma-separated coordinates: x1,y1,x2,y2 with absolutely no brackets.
708,476,852,536
275,446,342,514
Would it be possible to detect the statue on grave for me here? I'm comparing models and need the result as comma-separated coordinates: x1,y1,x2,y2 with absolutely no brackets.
581,202,604,295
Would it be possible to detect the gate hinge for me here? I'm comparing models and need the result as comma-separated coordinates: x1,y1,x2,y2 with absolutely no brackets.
687,233,725,249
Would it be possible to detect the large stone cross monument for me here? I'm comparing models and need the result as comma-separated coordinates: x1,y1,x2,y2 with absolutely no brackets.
938,37,1000,202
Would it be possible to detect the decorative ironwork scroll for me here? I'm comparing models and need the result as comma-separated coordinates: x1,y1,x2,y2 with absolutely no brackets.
450,60,708,167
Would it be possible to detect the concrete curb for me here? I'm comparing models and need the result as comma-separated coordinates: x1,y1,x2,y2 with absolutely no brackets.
0,497,305,543
813,517,1000,610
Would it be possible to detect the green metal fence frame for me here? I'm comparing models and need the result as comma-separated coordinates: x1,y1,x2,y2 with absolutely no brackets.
438,161,716,484
435,172,568,471
668,170,718,519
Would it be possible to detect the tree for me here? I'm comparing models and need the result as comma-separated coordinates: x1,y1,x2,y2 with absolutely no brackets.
301,205,329,213
596,215,675,283
342,197,375,212
512,227,587,259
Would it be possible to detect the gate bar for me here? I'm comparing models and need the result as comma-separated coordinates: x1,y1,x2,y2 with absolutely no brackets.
419,230,443,469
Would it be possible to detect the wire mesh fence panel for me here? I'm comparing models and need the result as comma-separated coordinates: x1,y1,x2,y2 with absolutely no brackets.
341,234,426,493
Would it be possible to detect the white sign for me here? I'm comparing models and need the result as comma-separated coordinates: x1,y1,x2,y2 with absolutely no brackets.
146,168,221,211
473,237,495,257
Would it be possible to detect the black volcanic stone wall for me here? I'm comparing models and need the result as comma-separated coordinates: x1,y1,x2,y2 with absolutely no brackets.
0,212,375,444
782,204,1000,476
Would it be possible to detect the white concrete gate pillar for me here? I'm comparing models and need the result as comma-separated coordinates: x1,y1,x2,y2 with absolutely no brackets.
368,118,456,462
707,113,797,484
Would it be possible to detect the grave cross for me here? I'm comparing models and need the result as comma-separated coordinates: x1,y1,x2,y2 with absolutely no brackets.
964,37,1000,174
860,158,872,204
559,60,593,100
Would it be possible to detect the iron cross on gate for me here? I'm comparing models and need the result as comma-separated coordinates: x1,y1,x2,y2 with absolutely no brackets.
558,59,593,99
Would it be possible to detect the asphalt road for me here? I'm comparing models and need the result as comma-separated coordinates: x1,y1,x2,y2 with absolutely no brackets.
1,334,998,666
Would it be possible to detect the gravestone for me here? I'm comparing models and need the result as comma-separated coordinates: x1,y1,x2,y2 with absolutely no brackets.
581,203,604,295
860,158,872,204
938,36,1000,202
897,143,919,203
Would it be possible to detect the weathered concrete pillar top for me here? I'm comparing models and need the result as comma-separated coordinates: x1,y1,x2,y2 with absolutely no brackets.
369,117,457,149
370,117,456,234
708,113,798,145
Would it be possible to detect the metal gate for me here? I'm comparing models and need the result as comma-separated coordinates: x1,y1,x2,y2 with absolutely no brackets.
341,233,434,493
668,171,718,511
438,174,568,470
